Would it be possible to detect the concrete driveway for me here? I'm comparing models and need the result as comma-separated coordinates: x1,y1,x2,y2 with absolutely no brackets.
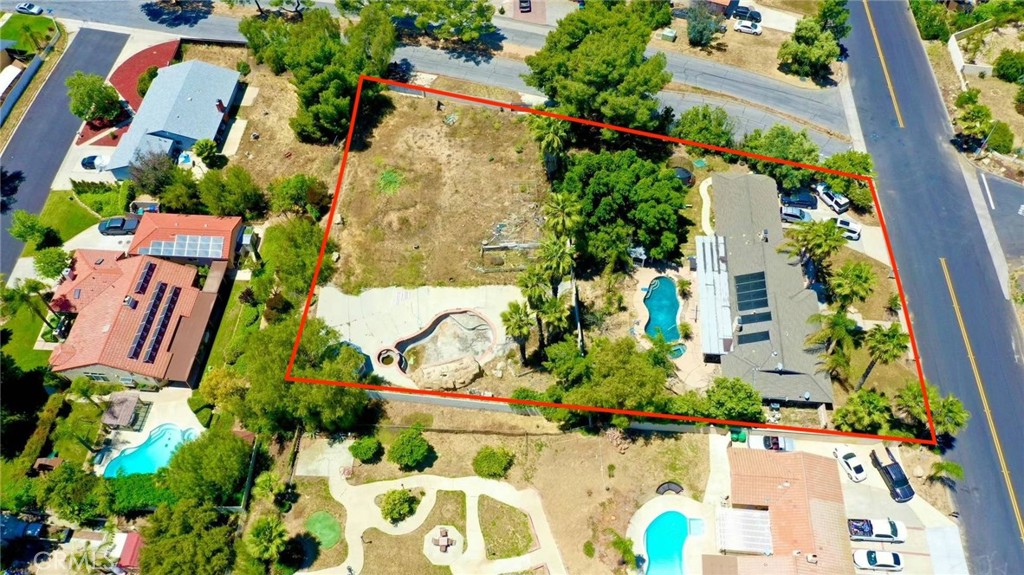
63,225,134,252
52,144,117,190
748,3,800,33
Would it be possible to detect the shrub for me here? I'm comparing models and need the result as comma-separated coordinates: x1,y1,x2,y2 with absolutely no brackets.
609,531,636,567
237,60,251,76
380,489,418,523
238,287,258,306
909,0,951,41
987,121,1015,154
583,540,595,558
137,66,159,98
954,88,980,109
676,278,692,299
386,426,432,471
262,292,292,323
678,322,694,341
472,446,514,479
349,436,383,463
192,139,219,165
104,474,177,515
1016,85,1024,115
993,49,1024,83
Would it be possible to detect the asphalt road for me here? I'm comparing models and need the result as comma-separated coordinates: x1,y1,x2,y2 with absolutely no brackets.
976,171,1024,266
43,0,245,42
846,1,1024,570
0,28,129,277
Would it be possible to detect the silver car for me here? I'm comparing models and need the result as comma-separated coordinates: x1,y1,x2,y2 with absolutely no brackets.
853,550,903,572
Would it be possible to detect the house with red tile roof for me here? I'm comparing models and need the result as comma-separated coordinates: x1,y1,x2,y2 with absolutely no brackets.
47,250,225,387
117,532,143,573
128,213,243,268
702,449,854,575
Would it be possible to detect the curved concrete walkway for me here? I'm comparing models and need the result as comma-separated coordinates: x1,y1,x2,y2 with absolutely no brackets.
299,442,566,575
699,177,714,235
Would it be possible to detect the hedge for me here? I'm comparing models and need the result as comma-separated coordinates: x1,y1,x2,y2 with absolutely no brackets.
104,473,177,515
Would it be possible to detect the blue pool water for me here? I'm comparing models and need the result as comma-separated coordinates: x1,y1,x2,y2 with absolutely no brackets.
669,344,687,359
103,423,199,477
644,276,681,342
645,511,689,575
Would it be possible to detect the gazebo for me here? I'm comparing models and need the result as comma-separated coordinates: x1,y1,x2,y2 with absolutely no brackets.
102,392,143,430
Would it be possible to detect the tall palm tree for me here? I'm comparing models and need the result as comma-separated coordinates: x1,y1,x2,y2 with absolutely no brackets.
247,515,288,562
806,308,858,356
501,300,533,363
830,261,876,309
530,115,570,178
539,234,575,299
779,220,847,266
818,345,852,382
856,323,910,390
517,266,549,350
543,192,582,238
0,276,56,329
539,293,571,345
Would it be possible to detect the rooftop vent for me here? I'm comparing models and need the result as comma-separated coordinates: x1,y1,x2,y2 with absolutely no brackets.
95,258,104,265
806,554,819,564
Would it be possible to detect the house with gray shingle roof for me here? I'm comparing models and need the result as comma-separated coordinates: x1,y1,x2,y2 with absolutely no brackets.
106,60,239,180
697,173,833,407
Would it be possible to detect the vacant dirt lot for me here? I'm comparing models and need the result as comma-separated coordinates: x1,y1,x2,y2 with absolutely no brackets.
350,402,711,575
334,95,549,293
181,43,344,185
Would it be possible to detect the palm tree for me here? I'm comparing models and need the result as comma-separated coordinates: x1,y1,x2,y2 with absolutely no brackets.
885,293,902,318
927,460,965,488
252,471,284,502
539,234,575,299
0,276,56,329
540,293,571,345
830,261,876,309
501,300,533,363
70,377,102,408
530,115,570,178
806,308,858,356
855,323,910,390
247,515,288,562
517,266,549,350
779,220,847,266
543,192,582,238
818,345,852,382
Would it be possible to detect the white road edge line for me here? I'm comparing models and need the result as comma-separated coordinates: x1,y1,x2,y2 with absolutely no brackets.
981,172,995,210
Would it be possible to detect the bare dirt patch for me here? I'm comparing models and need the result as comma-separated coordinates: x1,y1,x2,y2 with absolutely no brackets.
181,43,344,185
925,41,964,118
430,76,523,104
361,490,466,575
898,445,956,516
335,94,549,293
971,75,1024,149
753,0,821,17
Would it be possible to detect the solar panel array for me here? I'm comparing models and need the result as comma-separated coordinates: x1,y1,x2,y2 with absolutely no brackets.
739,311,772,325
127,282,167,360
735,272,769,312
139,235,225,259
144,286,181,364
134,262,156,294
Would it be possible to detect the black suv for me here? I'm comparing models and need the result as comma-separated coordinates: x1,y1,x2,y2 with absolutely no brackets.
871,447,916,503
730,6,763,23
780,189,818,210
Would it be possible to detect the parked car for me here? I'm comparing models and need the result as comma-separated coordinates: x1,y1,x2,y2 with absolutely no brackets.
833,446,867,482
734,21,762,35
815,182,851,214
853,549,904,572
748,434,795,452
80,155,107,170
848,518,907,543
519,0,532,13
780,189,818,210
730,6,762,22
780,206,812,224
98,216,140,236
871,447,915,503
832,217,862,241
15,2,43,15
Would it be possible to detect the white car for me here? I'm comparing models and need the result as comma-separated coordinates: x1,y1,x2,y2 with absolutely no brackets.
16,2,43,14
734,21,762,35
748,434,795,452
832,217,862,241
833,446,867,482
853,549,903,572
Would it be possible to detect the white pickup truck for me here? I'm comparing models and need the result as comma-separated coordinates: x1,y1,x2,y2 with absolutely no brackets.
848,518,907,543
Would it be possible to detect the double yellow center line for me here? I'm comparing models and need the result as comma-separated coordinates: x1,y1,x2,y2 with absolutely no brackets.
940,258,1024,545
863,0,905,128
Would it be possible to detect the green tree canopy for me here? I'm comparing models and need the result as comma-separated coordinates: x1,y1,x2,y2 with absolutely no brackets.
833,389,891,434
703,377,766,423
856,323,910,390
686,0,721,47
742,124,820,189
472,446,515,479
349,436,383,463
140,500,236,575
247,514,288,561
821,150,875,211
829,261,875,309
779,219,847,266
65,72,122,123
34,247,72,280
268,174,331,218
672,104,736,154
128,151,179,197
563,337,671,425
158,428,250,504
815,0,851,41
36,463,100,523
380,488,419,523
387,426,433,471
261,217,337,302
543,338,592,389
777,17,840,80
198,165,267,219
9,210,51,246
501,300,534,364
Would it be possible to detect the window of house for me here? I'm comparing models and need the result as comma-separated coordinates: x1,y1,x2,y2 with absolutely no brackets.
119,376,135,385
84,372,109,382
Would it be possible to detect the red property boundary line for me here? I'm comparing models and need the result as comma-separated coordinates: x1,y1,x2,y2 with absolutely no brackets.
285,75,937,446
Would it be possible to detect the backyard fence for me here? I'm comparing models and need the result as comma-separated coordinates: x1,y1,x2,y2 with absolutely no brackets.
0,18,62,127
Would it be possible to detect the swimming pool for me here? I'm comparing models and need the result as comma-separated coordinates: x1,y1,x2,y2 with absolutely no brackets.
103,423,199,477
645,511,703,575
644,276,681,342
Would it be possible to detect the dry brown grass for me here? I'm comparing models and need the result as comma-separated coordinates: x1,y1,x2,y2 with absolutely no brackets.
0,22,67,151
284,478,349,570
430,76,523,105
350,402,710,575
846,344,918,401
972,75,1024,149
361,490,466,575
654,22,827,90
478,495,537,559
829,246,898,322
925,41,963,118
897,445,956,516
334,94,549,293
181,43,344,185
753,0,821,17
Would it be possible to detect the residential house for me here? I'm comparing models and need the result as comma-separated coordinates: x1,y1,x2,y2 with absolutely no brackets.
47,249,224,387
128,212,243,268
696,173,833,407
105,60,239,180
704,449,854,575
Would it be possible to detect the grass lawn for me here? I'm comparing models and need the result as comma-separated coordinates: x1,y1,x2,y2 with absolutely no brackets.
847,344,918,400
306,511,342,550
754,0,821,16
361,490,466,575
478,495,536,559
1,304,50,370
828,246,898,322
49,401,103,466
21,191,100,257
0,14,57,53
202,280,251,372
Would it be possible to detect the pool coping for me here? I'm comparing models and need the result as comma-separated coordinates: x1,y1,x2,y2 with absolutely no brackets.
626,493,713,575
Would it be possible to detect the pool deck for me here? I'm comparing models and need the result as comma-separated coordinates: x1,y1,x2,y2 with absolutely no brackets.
315,285,522,388
626,491,716,575
92,387,204,476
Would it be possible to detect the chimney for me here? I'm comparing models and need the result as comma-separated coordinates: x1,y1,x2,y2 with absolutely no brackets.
216,99,226,114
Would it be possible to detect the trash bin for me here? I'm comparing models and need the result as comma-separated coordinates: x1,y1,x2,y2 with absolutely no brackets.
730,428,747,443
